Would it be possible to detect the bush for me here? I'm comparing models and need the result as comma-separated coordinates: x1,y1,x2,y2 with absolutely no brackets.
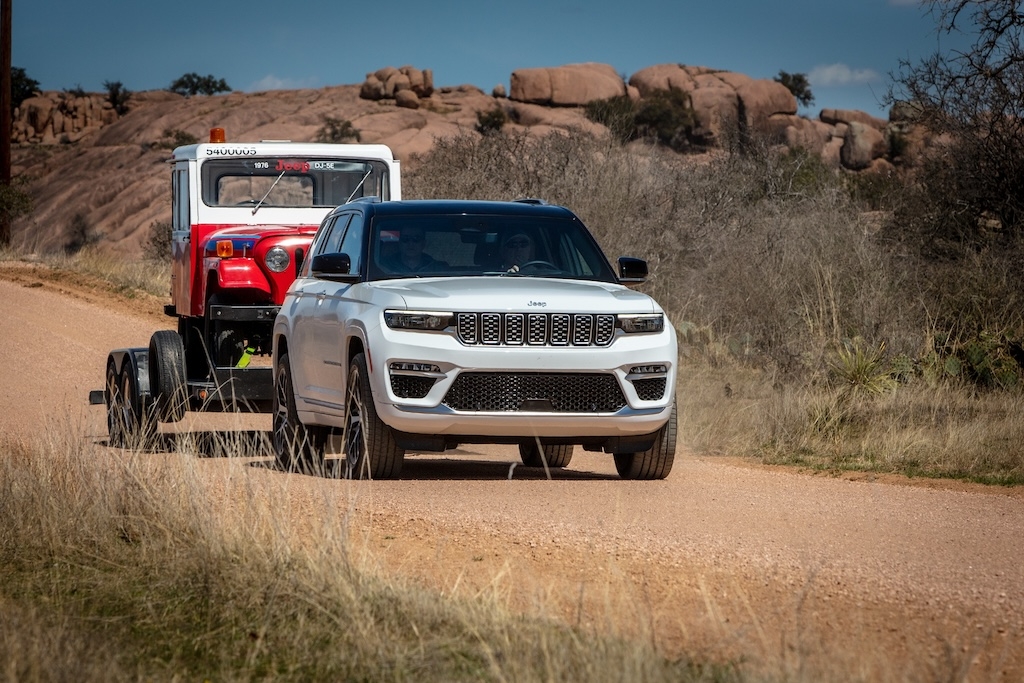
475,107,508,135
168,73,231,97
774,71,814,108
315,116,360,143
64,213,99,254
102,80,131,116
585,88,696,152
10,67,40,112
145,221,173,262
155,128,199,150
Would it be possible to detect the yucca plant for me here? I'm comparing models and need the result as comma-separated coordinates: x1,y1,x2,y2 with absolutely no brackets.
829,337,898,396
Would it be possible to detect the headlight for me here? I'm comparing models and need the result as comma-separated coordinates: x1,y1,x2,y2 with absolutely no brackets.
264,246,290,273
618,313,664,334
384,310,453,331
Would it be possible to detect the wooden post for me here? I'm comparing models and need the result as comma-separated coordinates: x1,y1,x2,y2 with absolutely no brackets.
1,0,12,247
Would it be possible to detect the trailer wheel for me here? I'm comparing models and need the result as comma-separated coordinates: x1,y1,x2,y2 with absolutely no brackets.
149,331,187,422
106,358,127,448
119,360,157,450
272,353,327,474
343,353,404,480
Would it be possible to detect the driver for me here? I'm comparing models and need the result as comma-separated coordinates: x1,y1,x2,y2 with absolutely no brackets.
500,232,535,271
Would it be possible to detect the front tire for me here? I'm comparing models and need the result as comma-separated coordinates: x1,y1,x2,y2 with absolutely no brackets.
613,402,677,480
519,440,574,468
106,358,126,448
344,353,404,479
272,353,327,474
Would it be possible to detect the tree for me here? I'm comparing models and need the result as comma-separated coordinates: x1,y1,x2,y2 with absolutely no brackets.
10,66,39,112
169,73,231,97
887,0,1024,242
103,80,131,116
775,71,814,108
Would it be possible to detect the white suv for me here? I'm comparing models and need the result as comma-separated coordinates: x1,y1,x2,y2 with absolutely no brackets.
272,199,677,479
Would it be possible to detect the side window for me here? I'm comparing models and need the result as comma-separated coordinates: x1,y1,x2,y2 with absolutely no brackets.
338,213,365,274
172,167,189,230
320,214,352,255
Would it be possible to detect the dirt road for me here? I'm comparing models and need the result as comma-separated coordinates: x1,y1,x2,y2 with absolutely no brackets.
2,265,1022,680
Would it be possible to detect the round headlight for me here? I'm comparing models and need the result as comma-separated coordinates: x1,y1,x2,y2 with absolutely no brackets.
264,246,290,273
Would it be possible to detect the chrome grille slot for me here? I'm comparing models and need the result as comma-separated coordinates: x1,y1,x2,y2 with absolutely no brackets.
528,314,547,345
481,313,501,344
506,313,524,345
551,314,570,345
573,314,592,345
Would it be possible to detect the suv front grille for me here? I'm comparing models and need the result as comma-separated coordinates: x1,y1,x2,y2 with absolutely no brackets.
456,313,615,346
443,372,626,413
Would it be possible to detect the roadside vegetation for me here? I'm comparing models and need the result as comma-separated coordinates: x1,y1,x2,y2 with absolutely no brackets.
0,430,734,683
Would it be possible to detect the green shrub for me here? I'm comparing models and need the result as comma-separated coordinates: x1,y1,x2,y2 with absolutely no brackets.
315,116,360,143
169,73,231,97
633,87,696,152
774,70,814,108
102,80,131,116
584,95,637,144
10,67,40,112
475,106,508,135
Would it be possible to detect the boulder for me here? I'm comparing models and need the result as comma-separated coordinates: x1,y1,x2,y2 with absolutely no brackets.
492,84,507,98
840,121,887,170
689,87,738,146
360,75,385,101
510,63,625,106
629,64,697,97
736,80,798,133
395,89,420,110
820,108,887,130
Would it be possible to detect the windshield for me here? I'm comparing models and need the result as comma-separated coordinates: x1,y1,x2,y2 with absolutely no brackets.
365,214,618,282
201,158,390,208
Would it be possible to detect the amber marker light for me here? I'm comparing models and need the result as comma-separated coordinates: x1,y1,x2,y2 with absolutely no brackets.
209,127,226,143
216,240,234,258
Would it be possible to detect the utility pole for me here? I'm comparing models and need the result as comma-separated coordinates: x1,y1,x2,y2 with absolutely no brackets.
1,0,12,247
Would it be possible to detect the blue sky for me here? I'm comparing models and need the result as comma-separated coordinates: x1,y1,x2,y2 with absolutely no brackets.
14,0,957,119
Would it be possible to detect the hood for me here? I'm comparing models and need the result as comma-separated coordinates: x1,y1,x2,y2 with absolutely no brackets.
204,224,320,241
360,276,658,314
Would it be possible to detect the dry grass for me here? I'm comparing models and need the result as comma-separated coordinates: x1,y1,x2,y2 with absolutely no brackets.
0,426,736,682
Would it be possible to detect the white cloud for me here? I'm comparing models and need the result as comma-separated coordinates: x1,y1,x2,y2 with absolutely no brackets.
808,63,880,87
247,74,320,92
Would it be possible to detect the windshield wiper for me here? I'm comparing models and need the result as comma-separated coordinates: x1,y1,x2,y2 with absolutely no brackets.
251,169,286,215
345,167,374,203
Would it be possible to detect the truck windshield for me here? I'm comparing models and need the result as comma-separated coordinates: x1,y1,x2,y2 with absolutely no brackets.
201,158,390,208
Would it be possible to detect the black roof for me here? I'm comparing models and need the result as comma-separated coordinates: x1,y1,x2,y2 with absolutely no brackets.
341,198,579,220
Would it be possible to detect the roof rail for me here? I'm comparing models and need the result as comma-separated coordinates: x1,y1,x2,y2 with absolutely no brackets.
513,197,549,205
347,196,382,205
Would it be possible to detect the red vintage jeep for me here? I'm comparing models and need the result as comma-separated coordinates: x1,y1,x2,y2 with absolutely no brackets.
94,128,401,446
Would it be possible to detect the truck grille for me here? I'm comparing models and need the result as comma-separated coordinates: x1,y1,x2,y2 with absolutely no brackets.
456,313,615,347
443,372,626,413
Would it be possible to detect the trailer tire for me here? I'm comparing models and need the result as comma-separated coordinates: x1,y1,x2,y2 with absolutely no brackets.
119,360,158,450
106,358,127,448
149,331,187,422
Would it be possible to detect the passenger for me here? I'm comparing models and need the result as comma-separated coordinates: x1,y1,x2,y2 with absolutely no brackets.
385,227,446,272
500,232,535,271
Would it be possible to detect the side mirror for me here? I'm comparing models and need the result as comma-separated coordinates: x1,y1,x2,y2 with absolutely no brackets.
617,257,648,284
311,253,358,282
